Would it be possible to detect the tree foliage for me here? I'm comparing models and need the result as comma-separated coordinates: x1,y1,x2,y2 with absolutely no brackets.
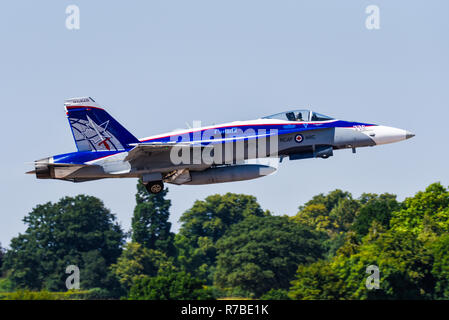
110,242,175,290
128,271,214,300
131,180,175,256
300,189,352,212
351,193,401,238
179,193,266,242
175,193,266,282
259,289,290,300
2,195,124,294
294,190,359,235
3,182,449,300
289,183,449,300
390,183,449,236
0,243,4,271
214,215,324,297
431,234,449,299
289,260,343,300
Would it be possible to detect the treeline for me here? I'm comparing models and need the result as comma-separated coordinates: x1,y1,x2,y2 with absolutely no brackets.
1,181,449,300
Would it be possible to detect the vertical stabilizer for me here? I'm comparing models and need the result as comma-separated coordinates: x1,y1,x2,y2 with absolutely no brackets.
64,97,139,151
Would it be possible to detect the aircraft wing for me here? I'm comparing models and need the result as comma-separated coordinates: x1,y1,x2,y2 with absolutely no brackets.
124,142,200,163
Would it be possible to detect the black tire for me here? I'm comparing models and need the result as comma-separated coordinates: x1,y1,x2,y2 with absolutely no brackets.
145,181,164,194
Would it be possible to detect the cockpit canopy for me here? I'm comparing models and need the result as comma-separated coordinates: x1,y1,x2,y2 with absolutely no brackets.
262,110,334,122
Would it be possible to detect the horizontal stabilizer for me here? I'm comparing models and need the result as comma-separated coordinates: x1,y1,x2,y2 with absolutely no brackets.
27,159,90,179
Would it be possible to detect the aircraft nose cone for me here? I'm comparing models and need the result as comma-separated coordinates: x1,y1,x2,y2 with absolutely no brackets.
406,131,415,140
368,126,414,145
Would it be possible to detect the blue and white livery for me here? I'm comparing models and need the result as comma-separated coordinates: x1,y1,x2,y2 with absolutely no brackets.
27,97,414,193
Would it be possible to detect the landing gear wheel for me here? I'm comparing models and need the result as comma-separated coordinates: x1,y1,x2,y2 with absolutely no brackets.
145,181,164,194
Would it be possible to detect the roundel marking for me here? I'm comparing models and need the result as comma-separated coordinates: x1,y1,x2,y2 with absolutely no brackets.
295,134,304,143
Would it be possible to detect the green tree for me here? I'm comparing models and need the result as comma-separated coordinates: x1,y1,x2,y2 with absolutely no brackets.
291,183,449,300
2,195,124,293
293,203,333,232
175,193,266,282
260,289,290,300
0,243,4,271
80,250,123,296
293,190,359,257
295,190,358,234
390,183,449,236
351,193,401,238
179,193,266,242
344,228,435,299
329,197,360,233
214,215,324,297
431,234,449,299
110,242,175,290
290,224,436,300
289,260,343,300
128,270,214,300
301,189,352,212
131,180,175,256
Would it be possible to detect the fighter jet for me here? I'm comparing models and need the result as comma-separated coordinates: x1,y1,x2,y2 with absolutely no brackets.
27,97,414,194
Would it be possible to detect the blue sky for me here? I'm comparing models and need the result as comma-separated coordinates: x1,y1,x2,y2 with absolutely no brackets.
0,1,448,247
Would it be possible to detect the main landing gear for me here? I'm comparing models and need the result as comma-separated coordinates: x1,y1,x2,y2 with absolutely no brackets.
145,180,164,194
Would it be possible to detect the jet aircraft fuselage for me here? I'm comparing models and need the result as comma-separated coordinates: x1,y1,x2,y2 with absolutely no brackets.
29,97,414,193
